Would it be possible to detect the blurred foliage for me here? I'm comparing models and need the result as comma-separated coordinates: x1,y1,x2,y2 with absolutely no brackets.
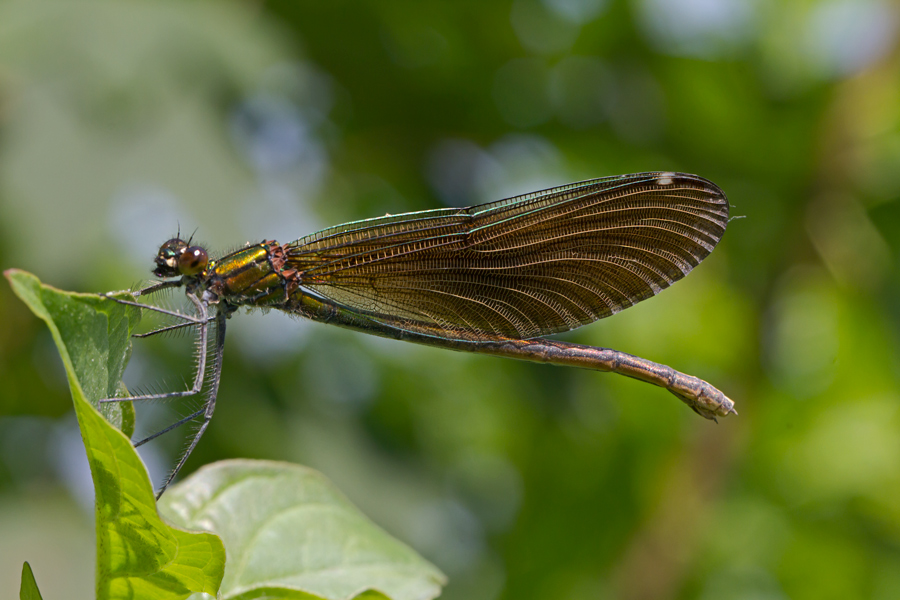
2,0,900,599
19,562,44,600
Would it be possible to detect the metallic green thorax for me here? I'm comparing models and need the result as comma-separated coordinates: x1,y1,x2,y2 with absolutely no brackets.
197,240,465,340
204,241,298,309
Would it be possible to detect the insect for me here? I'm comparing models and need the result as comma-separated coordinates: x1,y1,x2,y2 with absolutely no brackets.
102,171,736,497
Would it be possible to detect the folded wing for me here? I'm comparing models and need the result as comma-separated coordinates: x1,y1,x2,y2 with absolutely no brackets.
286,172,729,341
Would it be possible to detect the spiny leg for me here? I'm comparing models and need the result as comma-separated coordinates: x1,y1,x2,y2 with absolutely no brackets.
99,292,202,326
99,291,210,403
102,286,215,338
100,287,226,498
133,316,216,339
132,279,185,298
134,407,206,448
153,307,227,498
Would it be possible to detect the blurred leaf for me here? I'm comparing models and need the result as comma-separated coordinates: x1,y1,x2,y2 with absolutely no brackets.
159,460,447,600
5,269,226,600
224,589,391,600
19,562,43,600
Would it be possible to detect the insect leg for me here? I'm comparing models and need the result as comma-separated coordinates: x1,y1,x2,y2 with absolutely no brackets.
153,307,227,498
99,291,209,403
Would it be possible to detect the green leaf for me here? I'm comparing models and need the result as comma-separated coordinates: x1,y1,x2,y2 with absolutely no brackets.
5,268,138,435
7,269,445,600
225,589,345,600
5,269,226,600
19,562,44,600
222,589,391,600
159,460,447,600
350,592,392,600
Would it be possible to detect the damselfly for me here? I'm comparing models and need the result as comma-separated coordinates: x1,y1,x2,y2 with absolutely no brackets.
102,172,736,497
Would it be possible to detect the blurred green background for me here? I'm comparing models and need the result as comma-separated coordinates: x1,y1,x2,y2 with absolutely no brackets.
2,0,900,598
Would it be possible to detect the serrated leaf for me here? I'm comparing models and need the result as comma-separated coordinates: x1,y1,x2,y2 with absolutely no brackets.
19,562,44,600
6,269,226,600
159,460,447,600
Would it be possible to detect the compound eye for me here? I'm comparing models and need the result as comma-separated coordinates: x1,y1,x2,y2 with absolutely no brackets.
178,246,208,275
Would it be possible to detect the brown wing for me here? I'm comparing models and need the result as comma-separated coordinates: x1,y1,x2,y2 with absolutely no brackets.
286,172,729,341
